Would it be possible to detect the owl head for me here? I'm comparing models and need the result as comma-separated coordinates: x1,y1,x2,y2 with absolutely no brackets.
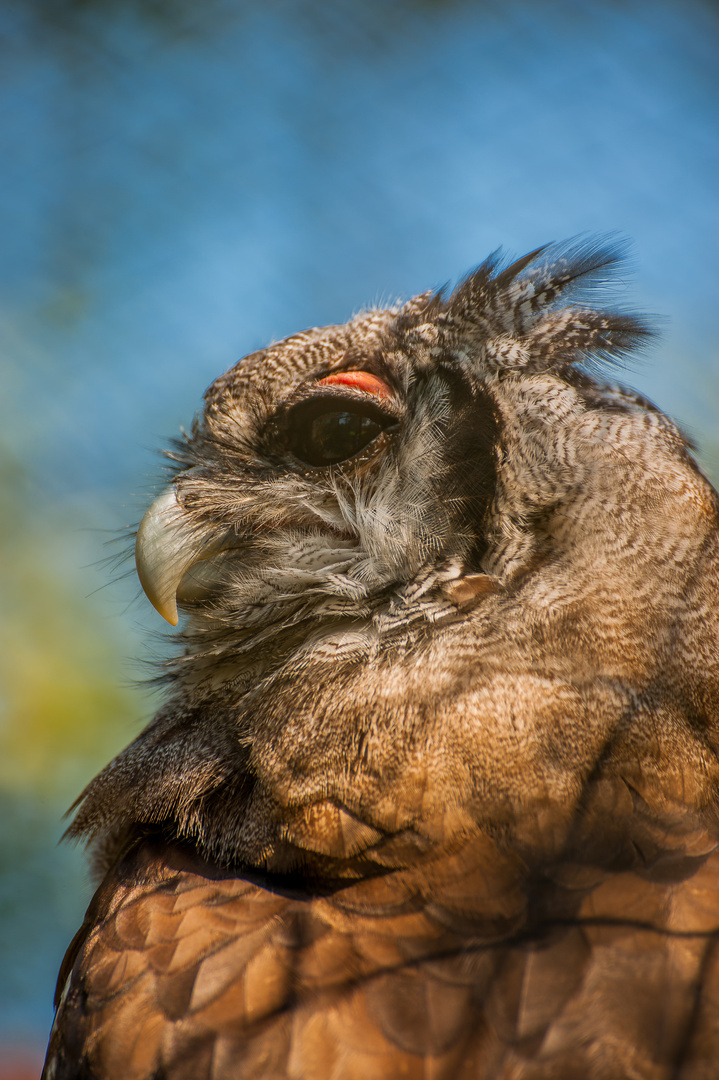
135,239,659,671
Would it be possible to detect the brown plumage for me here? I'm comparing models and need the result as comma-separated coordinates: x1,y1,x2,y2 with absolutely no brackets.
43,240,719,1079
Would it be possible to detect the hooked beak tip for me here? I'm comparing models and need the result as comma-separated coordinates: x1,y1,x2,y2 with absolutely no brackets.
134,488,186,626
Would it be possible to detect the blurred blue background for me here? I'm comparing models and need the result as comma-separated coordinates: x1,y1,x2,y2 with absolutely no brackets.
0,0,717,1071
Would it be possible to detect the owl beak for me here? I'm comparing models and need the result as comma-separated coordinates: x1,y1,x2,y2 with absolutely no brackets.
135,487,228,625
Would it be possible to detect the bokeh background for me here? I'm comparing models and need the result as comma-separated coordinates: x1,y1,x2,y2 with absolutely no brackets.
1,0,717,1071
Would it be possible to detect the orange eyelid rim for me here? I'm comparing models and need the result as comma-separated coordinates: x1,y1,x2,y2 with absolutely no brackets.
316,371,394,401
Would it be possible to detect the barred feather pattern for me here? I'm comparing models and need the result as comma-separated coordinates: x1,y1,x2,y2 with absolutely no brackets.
44,240,719,1079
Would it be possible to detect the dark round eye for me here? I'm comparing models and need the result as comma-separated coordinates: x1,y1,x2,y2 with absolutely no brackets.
290,405,390,467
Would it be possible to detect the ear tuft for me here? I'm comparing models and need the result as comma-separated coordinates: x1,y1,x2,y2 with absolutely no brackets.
442,236,656,374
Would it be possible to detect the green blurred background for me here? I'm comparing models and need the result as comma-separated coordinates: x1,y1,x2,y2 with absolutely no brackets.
0,0,717,1071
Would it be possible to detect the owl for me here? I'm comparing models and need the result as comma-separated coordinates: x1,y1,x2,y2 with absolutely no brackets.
43,240,719,1079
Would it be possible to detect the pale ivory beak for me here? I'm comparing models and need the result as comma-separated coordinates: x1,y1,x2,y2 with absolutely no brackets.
135,487,228,625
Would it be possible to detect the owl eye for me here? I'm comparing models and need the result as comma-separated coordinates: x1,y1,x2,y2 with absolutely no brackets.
287,400,395,467
291,403,392,466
